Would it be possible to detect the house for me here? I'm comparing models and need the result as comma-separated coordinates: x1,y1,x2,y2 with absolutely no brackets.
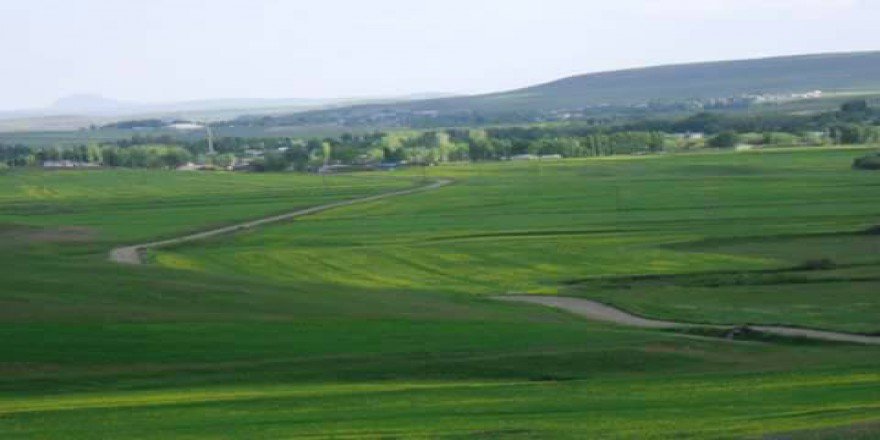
318,164,354,174
176,162,200,171
231,158,256,172
318,164,380,174
376,162,400,171
671,132,705,140
510,154,538,161
167,122,205,131
42,160,99,169
412,110,440,117
539,154,563,160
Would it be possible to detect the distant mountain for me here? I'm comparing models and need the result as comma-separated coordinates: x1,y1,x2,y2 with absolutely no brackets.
470,51,880,111
255,51,880,126
0,92,459,132
51,94,134,113
44,95,363,117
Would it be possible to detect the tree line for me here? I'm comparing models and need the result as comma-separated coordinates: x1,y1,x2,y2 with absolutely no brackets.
0,143,194,169
2,101,878,170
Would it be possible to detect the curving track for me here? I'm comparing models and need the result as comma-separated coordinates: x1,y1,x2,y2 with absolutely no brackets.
109,179,452,265
106,175,877,346
496,295,880,345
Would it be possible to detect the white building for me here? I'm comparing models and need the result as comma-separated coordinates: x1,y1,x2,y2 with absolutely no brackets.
42,160,99,169
510,154,538,161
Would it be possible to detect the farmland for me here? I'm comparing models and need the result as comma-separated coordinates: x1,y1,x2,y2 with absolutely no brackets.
0,169,414,241
1,147,879,437
161,147,880,332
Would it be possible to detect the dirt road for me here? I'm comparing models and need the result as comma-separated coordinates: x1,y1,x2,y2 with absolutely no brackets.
109,179,452,265
496,295,880,345
107,177,877,347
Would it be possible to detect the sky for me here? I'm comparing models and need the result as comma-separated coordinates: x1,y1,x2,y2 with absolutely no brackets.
1,0,879,110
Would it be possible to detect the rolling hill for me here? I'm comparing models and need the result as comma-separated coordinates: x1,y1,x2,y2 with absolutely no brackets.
0,93,457,132
470,51,880,110
252,51,880,126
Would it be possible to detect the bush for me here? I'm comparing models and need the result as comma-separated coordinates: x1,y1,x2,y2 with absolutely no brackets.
853,154,880,170
708,131,740,148
797,258,837,271
864,225,880,235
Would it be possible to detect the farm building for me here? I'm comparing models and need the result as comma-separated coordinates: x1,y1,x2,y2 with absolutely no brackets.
42,160,99,169
376,162,403,171
510,154,538,161
671,132,705,140
176,162,201,171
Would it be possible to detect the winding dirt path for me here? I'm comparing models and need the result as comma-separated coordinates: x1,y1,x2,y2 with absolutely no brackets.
496,295,880,345
109,179,452,265
108,177,876,347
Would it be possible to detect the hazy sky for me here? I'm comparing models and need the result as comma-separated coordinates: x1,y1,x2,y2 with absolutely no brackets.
2,0,879,110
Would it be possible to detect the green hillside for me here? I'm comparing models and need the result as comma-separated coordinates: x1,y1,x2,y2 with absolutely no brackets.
2,148,879,437
256,52,880,126
478,51,880,110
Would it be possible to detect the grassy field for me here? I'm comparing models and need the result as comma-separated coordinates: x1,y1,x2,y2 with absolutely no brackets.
1,148,879,438
0,169,413,241
567,233,880,333
161,147,880,331
3,371,879,439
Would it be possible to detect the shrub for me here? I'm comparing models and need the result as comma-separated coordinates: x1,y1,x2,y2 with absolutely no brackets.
797,258,837,271
708,131,740,148
853,154,880,170
864,225,880,235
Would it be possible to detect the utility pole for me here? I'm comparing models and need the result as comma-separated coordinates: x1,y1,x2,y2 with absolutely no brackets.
205,124,215,155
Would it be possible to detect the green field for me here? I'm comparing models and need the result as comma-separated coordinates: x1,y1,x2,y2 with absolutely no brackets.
0,169,413,241
160,148,880,331
1,148,879,437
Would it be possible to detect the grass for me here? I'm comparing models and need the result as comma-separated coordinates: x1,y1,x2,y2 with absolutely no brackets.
563,232,880,333
1,147,879,437
0,168,413,241
3,371,879,438
163,147,880,331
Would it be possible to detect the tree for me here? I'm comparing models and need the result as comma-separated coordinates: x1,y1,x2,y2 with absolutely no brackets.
361,147,385,164
101,146,122,166
127,147,151,168
383,146,406,163
493,139,513,159
761,132,799,146
211,153,235,169
321,142,332,166
830,124,879,145
256,152,288,171
283,145,310,171
708,131,740,148
432,132,451,162
160,147,192,169
647,132,666,152
86,144,103,163
61,148,79,161
468,129,488,143
841,100,869,114
468,139,494,161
